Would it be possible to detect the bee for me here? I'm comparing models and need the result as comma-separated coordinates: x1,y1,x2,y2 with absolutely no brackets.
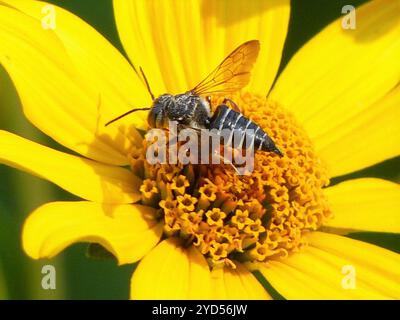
105,40,282,157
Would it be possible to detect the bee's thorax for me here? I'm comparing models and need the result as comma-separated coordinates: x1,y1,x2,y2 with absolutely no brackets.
148,93,211,129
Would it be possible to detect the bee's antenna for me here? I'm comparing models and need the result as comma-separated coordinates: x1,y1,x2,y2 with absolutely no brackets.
139,67,155,101
105,107,151,127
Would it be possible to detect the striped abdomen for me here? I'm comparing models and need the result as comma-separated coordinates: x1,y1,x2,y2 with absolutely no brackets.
208,104,283,156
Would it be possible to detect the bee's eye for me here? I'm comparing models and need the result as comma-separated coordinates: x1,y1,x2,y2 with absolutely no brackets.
147,103,166,128
147,107,157,128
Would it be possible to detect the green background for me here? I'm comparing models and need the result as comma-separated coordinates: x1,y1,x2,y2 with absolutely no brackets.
0,0,398,299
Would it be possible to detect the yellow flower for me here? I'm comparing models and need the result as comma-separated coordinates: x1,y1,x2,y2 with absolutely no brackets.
0,0,399,299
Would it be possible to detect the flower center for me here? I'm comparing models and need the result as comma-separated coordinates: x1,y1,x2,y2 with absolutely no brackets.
129,92,332,269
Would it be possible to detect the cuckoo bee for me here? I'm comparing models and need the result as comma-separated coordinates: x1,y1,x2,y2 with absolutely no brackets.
106,40,283,157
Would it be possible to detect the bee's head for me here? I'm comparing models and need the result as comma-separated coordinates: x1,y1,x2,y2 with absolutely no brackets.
147,94,174,128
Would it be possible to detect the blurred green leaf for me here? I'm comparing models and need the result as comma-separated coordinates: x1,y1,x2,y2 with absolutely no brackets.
0,260,8,299
86,243,117,261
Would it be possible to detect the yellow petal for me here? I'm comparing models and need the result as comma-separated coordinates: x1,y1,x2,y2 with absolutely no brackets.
270,0,400,176
317,86,400,176
113,0,290,96
258,232,400,299
131,239,213,299
211,263,272,300
0,131,141,204
23,201,163,265
131,238,270,299
3,0,150,132
324,178,400,234
0,2,145,165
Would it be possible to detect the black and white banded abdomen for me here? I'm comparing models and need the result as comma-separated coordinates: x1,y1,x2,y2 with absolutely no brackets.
208,104,283,156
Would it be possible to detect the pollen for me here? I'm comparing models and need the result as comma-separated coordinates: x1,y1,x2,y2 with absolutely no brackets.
130,92,332,269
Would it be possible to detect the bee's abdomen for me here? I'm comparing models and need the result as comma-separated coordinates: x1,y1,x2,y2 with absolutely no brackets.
208,104,283,156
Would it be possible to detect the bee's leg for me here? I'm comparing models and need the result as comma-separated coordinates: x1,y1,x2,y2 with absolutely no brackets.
177,124,203,135
223,98,241,113
176,125,204,164
211,148,241,175
206,95,213,112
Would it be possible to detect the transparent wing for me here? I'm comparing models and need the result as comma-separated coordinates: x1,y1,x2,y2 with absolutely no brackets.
190,40,260,96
